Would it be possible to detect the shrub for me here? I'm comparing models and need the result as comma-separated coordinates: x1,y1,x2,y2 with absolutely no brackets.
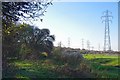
19,43,32,60
41,52,48,57
52,47,62,60
60,50,84,65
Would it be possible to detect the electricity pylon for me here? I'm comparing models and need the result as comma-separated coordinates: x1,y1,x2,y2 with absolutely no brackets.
98,43,100,51
68,37,70,48
82,38,84,49
101,10,113,51
87,40,90,50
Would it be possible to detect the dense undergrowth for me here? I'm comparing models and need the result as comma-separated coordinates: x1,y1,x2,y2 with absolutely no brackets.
3,52,120,79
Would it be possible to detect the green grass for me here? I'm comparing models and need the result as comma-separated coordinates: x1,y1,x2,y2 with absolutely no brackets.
84,54,118,59
3,53,119,78
84,54,119,66
14,60,64,78
83,53,120,78
3,59,63,78
4,57,93,78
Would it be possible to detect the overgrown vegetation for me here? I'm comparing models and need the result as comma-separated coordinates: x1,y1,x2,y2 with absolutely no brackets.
2,1,55,78
2,1,119,79
3,49,119,78
3,53,93,78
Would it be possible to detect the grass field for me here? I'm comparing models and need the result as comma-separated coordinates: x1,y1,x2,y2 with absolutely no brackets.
83,53,120,78
3,53,120,78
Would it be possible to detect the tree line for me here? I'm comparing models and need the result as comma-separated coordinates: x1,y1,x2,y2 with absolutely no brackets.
2,1,54,70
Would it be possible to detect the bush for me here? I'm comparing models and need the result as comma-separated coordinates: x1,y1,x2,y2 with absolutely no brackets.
19,43,32,60
52,47,62,60
39,52,48,59
54,61,93,78
60,50,84,66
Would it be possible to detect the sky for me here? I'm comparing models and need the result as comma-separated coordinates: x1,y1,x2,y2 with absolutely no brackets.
32,2,118,51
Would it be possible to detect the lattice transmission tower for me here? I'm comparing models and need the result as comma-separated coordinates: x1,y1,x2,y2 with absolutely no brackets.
87,40,90,50
68,37,70,48
81,38,84,49
101,10,113,51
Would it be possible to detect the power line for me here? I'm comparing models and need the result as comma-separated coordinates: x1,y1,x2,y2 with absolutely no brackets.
91,46,94,51
81,38,84,49
87,40,90,50
101,10,113,51
68,37,70,48
98,43,100,51
58,41,62,48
